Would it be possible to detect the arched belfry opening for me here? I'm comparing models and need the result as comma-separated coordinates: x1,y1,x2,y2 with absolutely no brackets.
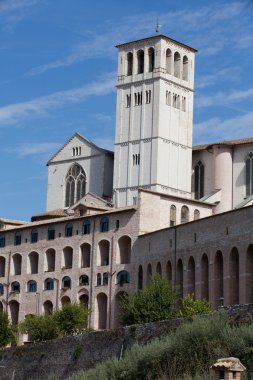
65,163,86,207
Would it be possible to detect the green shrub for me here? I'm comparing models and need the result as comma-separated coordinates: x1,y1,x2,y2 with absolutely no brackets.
19,314,59,342
0,310,14,347
53,303,90,336
120,275,177,325
178,294,212,318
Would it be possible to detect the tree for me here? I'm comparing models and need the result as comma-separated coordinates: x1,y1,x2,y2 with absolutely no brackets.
120,275,177,325
178,294,212,318
0,311,13,347
53,303,90,336
19,314,59,342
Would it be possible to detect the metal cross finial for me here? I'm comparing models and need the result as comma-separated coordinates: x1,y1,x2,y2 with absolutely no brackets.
156,19,162,33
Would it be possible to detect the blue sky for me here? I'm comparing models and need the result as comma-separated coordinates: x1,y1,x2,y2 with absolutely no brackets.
1,0,253,221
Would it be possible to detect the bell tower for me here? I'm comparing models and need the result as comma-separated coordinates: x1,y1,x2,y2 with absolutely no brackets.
113,35,197,207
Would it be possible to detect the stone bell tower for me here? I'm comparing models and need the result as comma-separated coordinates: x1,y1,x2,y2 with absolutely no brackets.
113,34,197,207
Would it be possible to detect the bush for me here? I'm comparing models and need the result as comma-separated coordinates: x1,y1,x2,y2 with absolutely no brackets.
19,314,59,342
53,303,90,336
19,303,91,342
0,311,14,347
120,275,177,325
178,294,212,318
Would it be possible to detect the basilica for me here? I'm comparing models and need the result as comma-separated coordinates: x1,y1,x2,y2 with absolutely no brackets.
1,34,253,337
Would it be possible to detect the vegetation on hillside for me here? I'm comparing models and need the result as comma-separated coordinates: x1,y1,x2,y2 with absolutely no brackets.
66,313,251,380
120,275,212,325
19,303,90,342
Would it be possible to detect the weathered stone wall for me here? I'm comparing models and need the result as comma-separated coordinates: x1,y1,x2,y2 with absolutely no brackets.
0,318,182,380
1,304,253,380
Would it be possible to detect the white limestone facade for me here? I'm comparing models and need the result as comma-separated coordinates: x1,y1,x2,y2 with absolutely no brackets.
46,133,114,211
113,35,196,208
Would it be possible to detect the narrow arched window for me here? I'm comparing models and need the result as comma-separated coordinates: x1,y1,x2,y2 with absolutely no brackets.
183,56,189,81
166,48,172,74
100,217,109,232
83,220,91,235
181,206,189,224
137,49,144,74
79,275,89,286
65,223,73,237
117,270,130,285
62,276,71,289
0,235,5,248
194,209,200,220
14,232,21,246
48,226,55,240
97,273,102,286
194,161,205,200
170,205,176,227
148,47,155,72
65,164,86,207
0,283,4,295
174,52,181,78
44,278,54,291
103,272,109,286
246,152,253,197
27,280,37,293
31,229,38,243
11,281,20,293
126,52,133,76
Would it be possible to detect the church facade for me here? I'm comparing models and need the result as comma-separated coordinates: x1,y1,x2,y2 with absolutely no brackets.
1,34,253,336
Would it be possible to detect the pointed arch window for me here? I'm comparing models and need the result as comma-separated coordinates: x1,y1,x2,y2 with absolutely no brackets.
194,161,204,200
148,47,155,72
170,205,176,227
246,152,253,197
181,206,189,224
65,164,86,207
126,52,133,76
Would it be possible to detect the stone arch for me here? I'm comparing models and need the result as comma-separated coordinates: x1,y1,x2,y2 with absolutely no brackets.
45,248,55,272
9,300,19,324
80,243,91,268
174,51,181,78
97,240,110,266
96,293,107,329
117,236,131,264
11,253,22,275
156,262,162,276
61,296,71,307
62,246,73,269
246,244,253,303
166,261,172,281
43,300,53,315
181,206,189,224
166,48,172,74
229,247,239,305
28,251,39,274
187,256,195,296
0,256,5,277
148,47,155,72
147,263,152,284
137,49,144,74
200,254,209,300
114,291,127,328
214,250,223,308
182,55,189,80
176,259,183,298
79,293,89,309
138,265,143,290
126,52,133,76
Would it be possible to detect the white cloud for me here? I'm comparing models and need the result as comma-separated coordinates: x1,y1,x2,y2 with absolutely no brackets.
28,2,252,75
196,87,253,108
196,67,241,89
194,112,253,144
0,0,39,31
0,73,116,126
8,142,61,158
